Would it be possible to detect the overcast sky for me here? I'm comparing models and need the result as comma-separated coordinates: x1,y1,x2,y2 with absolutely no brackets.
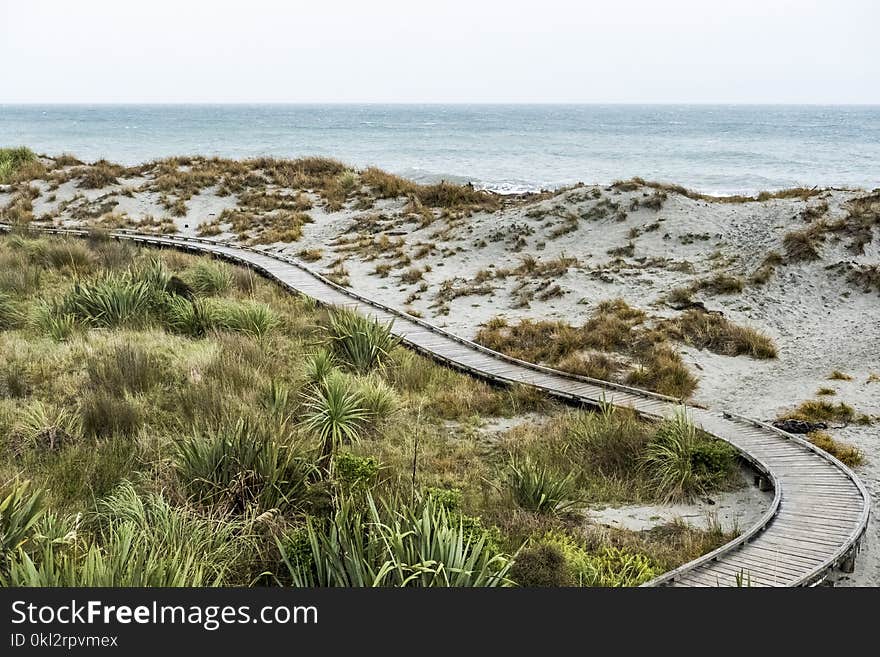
2,0,878,103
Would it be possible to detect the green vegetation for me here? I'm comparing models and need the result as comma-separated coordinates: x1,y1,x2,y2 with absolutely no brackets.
0,147,44,184
0,233,738,587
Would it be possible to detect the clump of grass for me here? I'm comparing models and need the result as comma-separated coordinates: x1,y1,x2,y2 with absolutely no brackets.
0,292,24,330
669,310,777,359
693,272,744,295
626,345,698,399
783,226,823,262
749,251,783,285
6,483,255,586
816,387,836,396
0,147,43,184
188,261,233,296
61,275,158,329
13,401,81,450
86,342,170,394
325,307,399,374
76,160,125,189
0,478,46,561
642,410,737,502
807,431,863,467
174,417,314,513
31,302,80,341
78,389,142,439
779,400,855,424
829,370,852,381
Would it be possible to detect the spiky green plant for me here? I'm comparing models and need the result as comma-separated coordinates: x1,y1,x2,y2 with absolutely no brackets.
62,275,156,328
0,479,46,564
14,401,81,450
31,301,79,341
278,494,514,587
508,455,579,515
163,296,219,337
4,483,254,586
302,370,370,470
642,408,701,502
304,348,337,386
326,307,399,373
173,417,314,513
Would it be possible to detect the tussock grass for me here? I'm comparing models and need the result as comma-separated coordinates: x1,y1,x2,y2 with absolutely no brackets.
807,431,863,467
669,310,777,359
0,147,44,184
783,225,824,262
779,400,855,423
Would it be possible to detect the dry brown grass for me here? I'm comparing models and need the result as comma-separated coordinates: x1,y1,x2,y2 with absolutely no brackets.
613,177,823,204
475,299,697,398
783,224,824,262
807,430,863,466
667,310,777,359
75,160,126,189
693,272,744,295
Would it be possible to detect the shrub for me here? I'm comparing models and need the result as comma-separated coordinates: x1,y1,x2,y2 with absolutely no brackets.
333,452,380,490
829,370,852,381
326,307,399,373
538,531,658,586
508,455,579,515
509,544,571,587
174,417,314,513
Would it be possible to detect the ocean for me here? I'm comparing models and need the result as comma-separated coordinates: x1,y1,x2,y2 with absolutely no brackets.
1,104,878,195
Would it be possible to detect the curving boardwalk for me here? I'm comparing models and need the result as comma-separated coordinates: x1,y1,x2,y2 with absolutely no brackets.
9,226,870,586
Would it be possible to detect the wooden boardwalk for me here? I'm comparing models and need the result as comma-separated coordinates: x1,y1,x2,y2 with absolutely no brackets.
19,227,871,586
